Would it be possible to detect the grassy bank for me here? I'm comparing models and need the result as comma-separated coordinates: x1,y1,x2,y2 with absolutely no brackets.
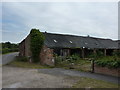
72,77,119,88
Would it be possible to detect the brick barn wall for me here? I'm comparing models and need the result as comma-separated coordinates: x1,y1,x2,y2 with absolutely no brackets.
40,45,54,66
24,34,31,57
19,35,54,66
19,40,25,56
94,65,120,77
19,34,31,57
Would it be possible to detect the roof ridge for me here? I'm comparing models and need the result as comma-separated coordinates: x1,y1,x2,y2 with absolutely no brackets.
42,32,115,41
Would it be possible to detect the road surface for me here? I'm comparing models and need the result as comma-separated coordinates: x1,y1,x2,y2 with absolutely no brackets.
38,68,120,84
3,66,79,88
0,52,19,65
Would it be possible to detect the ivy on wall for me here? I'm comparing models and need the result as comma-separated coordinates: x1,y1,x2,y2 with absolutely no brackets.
30,29,45,62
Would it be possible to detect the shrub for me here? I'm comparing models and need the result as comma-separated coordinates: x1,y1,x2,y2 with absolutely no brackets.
95,56,120,68
66,54,80,63
87,50,104,58
112,50,120,58
30,29,45,62
2,48,18,54
55,56,63,65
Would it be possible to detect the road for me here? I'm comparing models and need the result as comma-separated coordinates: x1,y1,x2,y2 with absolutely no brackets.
38,68,120,84
0,52,19,65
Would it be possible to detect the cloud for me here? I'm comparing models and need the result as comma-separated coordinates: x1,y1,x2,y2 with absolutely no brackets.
2,2,118,43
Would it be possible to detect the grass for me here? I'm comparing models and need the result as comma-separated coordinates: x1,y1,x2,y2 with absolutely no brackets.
0,51,18,55
72,77,119,88
6,57,54,69
55,59,91,72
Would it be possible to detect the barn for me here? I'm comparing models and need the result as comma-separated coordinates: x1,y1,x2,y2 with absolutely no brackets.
19,32,119,66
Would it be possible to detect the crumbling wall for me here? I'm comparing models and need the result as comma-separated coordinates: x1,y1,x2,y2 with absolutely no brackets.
40,45,54,66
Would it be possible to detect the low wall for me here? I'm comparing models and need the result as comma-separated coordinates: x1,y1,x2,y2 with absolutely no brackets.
94,65,120,77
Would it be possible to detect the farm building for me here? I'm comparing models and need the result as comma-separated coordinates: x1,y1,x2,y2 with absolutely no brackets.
19,32,119,66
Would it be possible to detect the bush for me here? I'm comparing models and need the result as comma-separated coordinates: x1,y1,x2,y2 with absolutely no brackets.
88,51,104,58
112,50,120,57
55,56,63,65
2,48,9,54
66,54,80,63
95,56,120,68
2,48,18,54
55,54,80,66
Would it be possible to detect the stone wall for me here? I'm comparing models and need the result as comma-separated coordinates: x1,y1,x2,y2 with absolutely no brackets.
40,45,54,66
94,65,120,77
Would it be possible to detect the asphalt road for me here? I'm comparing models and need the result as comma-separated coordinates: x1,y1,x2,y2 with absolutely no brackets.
0,52,19,65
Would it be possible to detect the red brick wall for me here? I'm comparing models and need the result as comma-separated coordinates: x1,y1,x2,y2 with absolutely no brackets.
19,40,25,56
40,45,54,66
24,34,31,57
94,65,120,77
19,34,31,57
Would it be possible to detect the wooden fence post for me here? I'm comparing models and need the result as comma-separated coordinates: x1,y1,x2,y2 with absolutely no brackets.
91,59,94,73
82,48,85,58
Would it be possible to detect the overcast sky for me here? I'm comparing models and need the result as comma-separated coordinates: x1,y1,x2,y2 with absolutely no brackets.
2,2,118,43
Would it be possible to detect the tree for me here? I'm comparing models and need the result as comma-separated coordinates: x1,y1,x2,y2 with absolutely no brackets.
30,29,45,62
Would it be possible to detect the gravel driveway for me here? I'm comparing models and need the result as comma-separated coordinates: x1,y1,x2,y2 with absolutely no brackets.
2,66,79,88
3,65,119,88
2,53,119,88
